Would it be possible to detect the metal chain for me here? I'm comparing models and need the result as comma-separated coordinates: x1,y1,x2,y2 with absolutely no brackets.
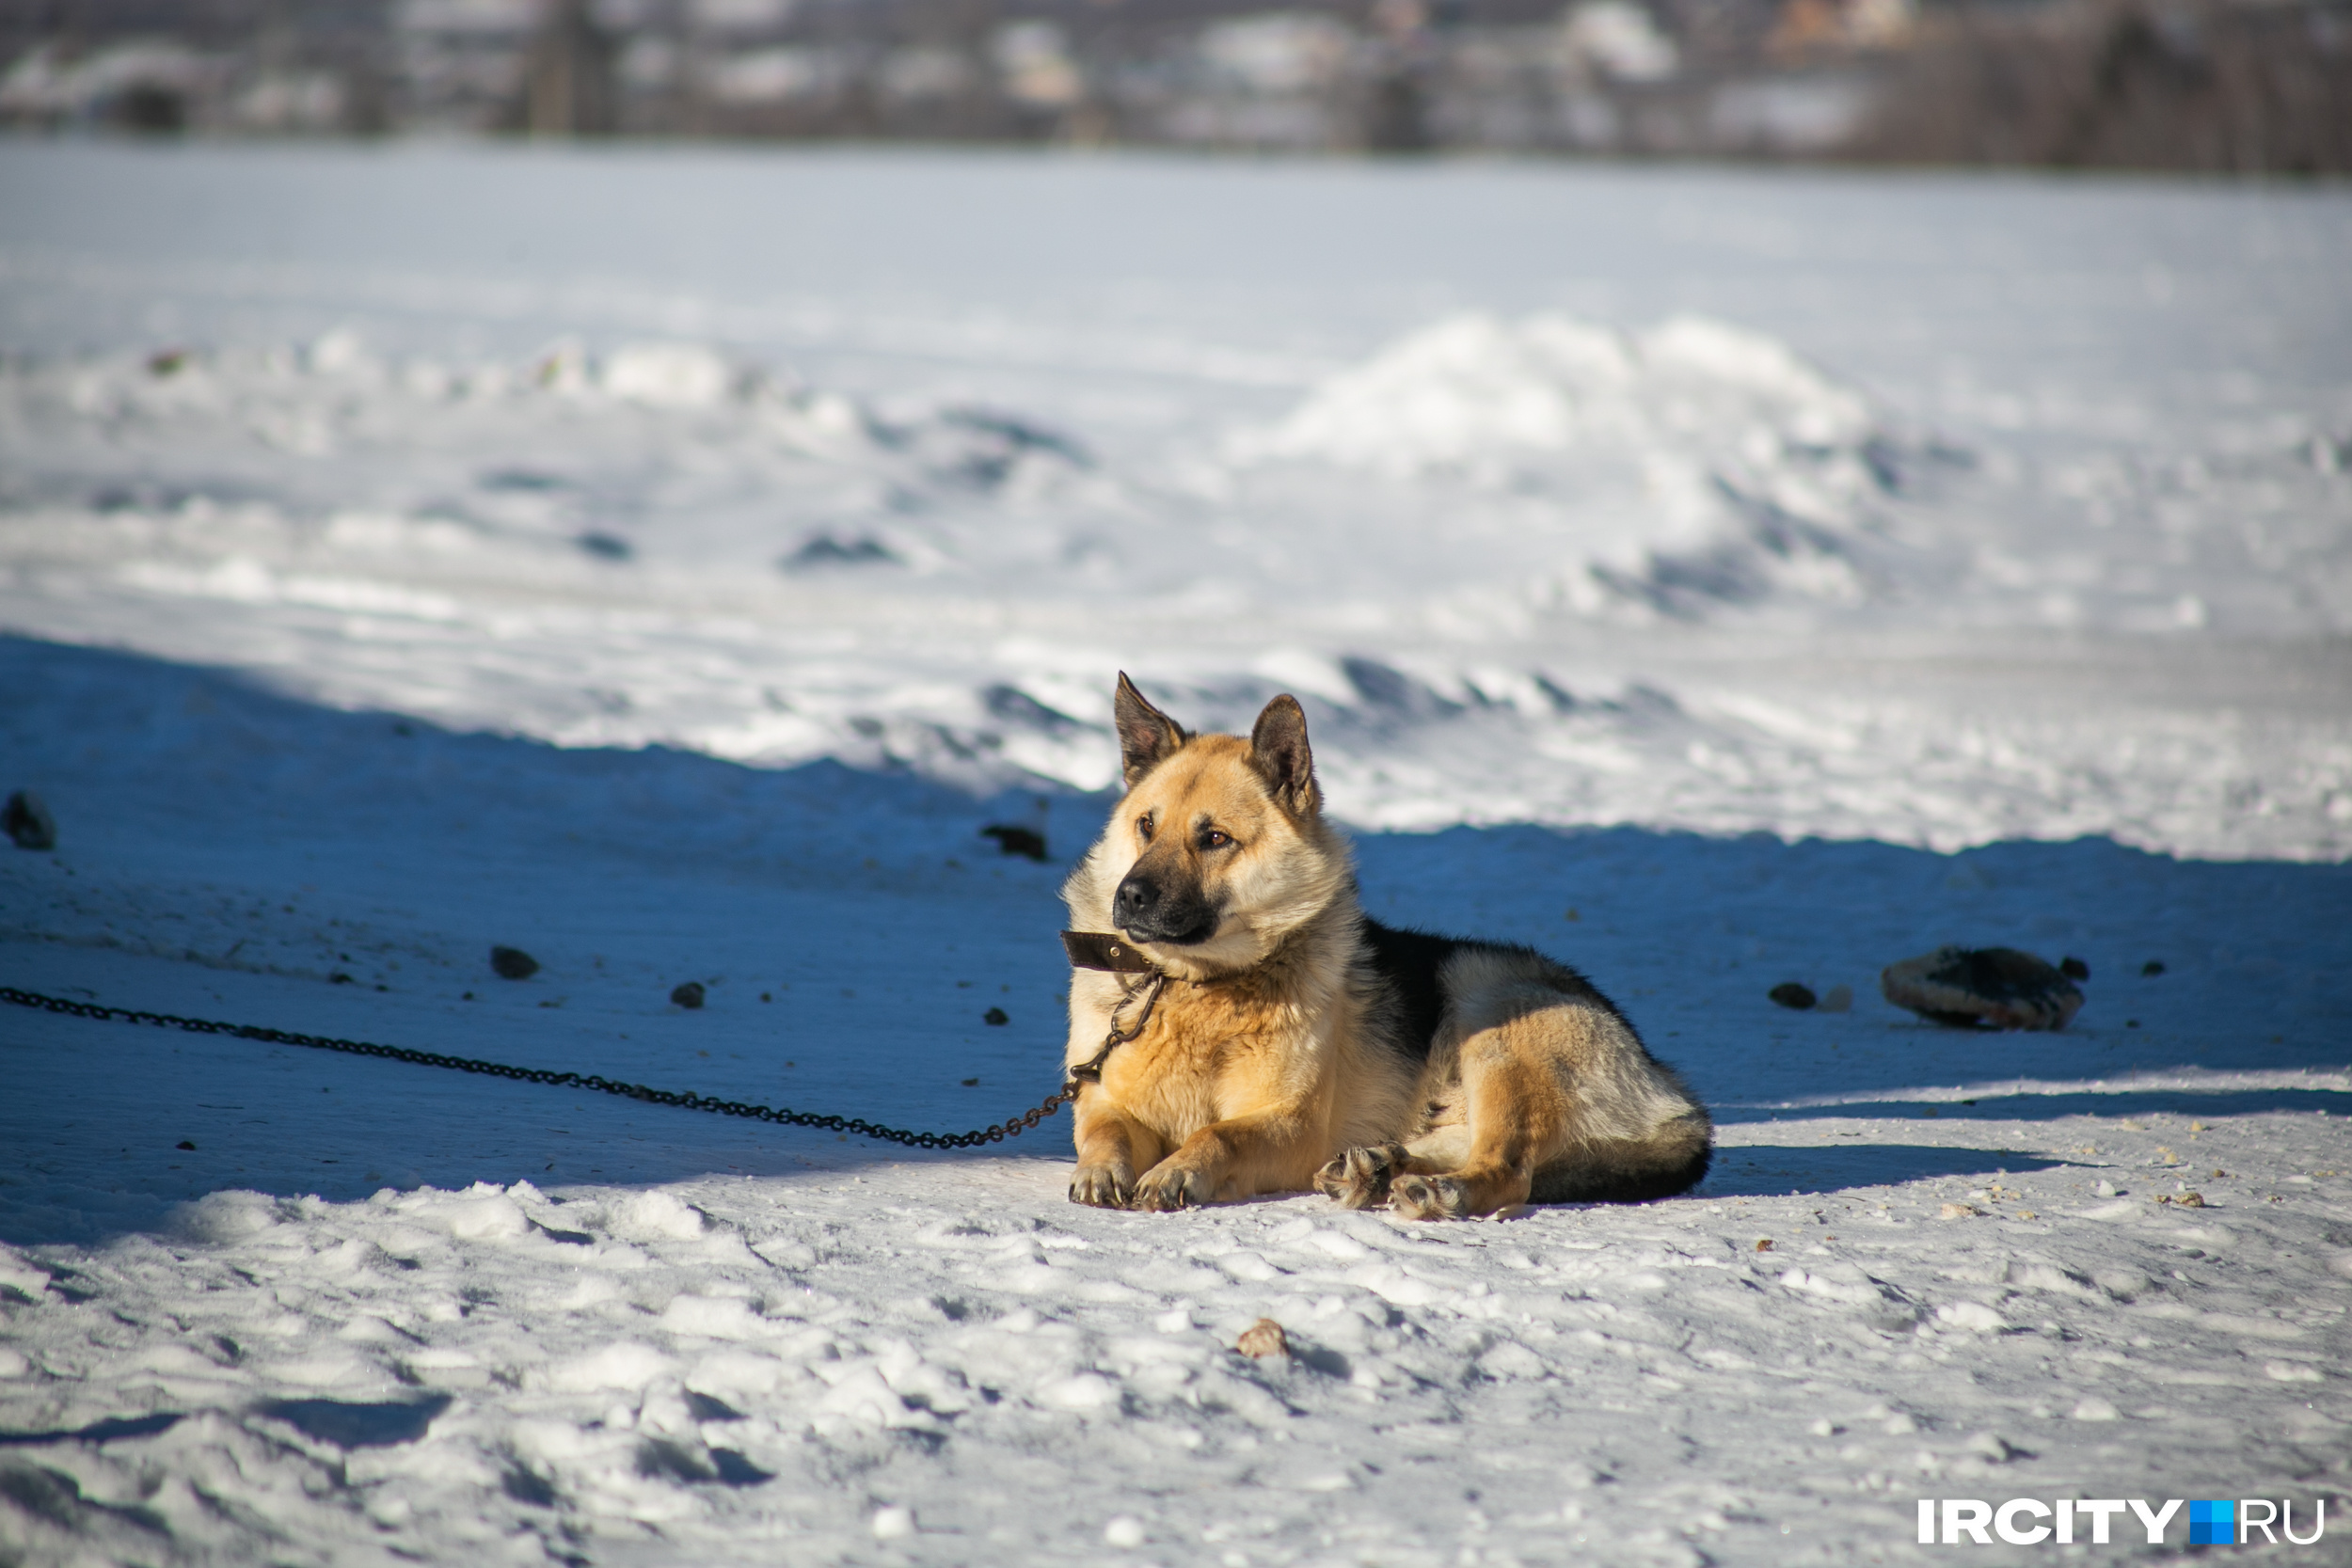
0,986,1071,1151
1065,971,1167,1085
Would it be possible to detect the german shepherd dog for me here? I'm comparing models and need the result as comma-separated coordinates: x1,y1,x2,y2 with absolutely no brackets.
1060,674,1711,1219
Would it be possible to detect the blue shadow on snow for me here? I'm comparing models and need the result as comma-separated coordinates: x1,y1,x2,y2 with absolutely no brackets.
0,635,2344,1246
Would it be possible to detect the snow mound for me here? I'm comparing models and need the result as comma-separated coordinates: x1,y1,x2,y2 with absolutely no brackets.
602,1190,711,1243
598,341,738,407
1242,311,1906,615
1254,312,1874,475
0,320,2344,854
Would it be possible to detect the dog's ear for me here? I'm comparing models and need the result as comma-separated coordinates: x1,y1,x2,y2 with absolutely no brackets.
1249,694,1319,816
1113,673,1188,788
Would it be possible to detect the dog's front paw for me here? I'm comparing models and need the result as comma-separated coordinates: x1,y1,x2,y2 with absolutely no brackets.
1315,1143,1408,1209
1131,1162,1211,1212
1069,1164,1135,1209
1389,1173,1470,1221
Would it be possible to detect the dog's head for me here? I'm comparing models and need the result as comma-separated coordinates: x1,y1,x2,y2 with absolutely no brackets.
1068,673,1349,979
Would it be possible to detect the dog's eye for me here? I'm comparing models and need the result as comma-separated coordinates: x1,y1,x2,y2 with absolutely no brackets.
1136,815,1154,843
1201,828,1232,849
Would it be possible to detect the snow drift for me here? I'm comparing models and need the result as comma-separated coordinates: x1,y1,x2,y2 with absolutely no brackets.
1,310,2343,857
1240,310,1900,616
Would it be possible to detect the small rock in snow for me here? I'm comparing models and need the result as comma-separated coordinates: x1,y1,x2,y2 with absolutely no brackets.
2159,1191,2206,1208
1817,983,1852,1012
979,824,1048,862
1104,1515,1148,1547
1964,1432,2021,1463
3,790,56,850
1754,1238,1773,1251
2072,1398,2121,1421
1939,1202,1982,1219
1881,945,2083,1030
1768,982,1816,1010
2093,1180,2122,1197
787,534,899,570
871,1505,916,1539
1237,1319,1289,1359
671,981,707,1010
489,945,539,980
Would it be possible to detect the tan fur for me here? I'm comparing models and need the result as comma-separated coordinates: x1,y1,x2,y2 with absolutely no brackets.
1063,677,1711,1218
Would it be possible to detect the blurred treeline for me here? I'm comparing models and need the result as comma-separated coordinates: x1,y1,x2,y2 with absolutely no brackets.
1,0,2344,172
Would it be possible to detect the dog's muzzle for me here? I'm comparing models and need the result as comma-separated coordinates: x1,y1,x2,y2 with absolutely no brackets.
1111,870,1218,945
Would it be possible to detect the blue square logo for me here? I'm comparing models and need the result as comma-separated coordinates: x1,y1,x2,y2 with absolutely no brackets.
2190,1500,2236,1545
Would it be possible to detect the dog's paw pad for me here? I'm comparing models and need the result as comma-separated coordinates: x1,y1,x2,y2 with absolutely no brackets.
1134,1168,1206,1212
1069,1168,1133,1209
1317,1144,1410,1209
1389,1174,1469,1221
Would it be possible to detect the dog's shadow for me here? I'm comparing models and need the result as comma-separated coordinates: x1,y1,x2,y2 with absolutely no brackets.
1694,1143,2085,1197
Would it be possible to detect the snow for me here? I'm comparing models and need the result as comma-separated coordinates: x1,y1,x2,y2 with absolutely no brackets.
1,143,2349,1564
5,147,2350,857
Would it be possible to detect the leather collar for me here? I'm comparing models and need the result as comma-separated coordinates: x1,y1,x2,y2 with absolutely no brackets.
1060,930,1159,974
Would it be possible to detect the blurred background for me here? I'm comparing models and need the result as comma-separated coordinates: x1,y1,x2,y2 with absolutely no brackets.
3,0,2346,171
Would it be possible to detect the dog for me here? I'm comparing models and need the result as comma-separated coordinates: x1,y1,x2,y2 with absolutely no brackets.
1058,673,1712,1219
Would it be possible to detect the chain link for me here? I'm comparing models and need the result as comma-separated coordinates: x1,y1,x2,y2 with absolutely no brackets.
0,986,1072,1151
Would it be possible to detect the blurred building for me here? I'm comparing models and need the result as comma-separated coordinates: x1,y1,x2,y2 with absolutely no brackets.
0,0,389,132
0,0,2344,169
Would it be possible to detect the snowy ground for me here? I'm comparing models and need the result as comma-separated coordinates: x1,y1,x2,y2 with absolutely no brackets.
1,143,2349,1565
5,144,2351,854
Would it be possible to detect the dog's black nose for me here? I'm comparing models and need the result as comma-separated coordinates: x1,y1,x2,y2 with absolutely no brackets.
1113,870,1217,944
1112,874,1159,930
